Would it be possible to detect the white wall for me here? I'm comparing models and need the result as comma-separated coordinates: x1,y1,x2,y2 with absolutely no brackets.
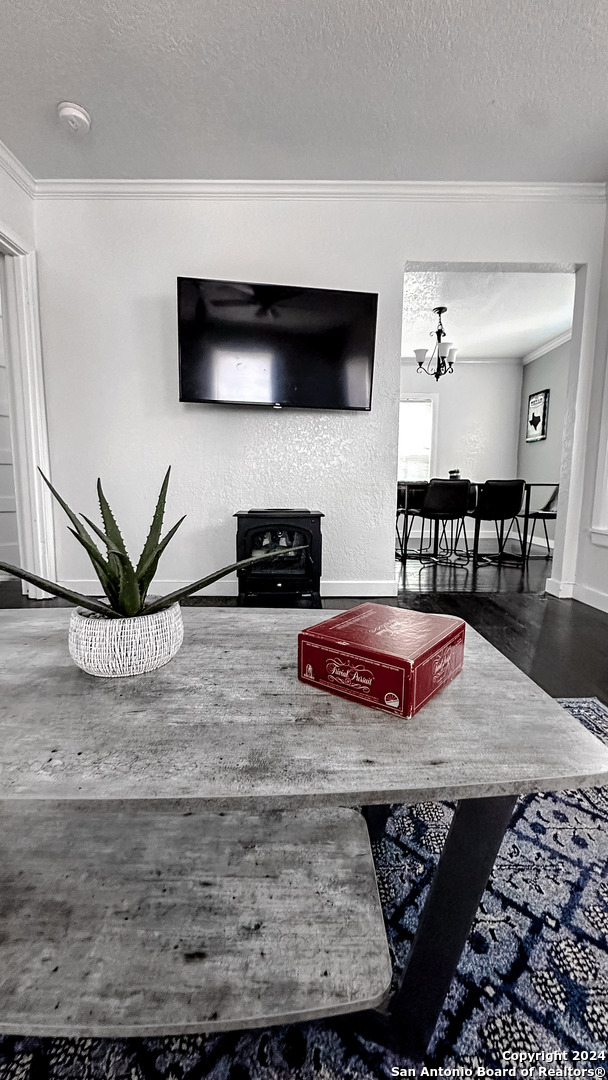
517,340,569,542
400,359,521,483
518,341,569,486
33,191,606,598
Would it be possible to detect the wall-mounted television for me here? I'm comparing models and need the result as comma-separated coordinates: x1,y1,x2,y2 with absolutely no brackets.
177,277,377,410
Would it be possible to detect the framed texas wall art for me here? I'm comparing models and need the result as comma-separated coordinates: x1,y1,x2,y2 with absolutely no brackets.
526,389,550,443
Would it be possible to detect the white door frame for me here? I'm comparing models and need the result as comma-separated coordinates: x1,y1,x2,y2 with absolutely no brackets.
0,218,56,598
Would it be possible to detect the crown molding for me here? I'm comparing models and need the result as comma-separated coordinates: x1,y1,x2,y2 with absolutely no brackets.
0,147,605,203
0,140,36,199
401,356,522,365
33,178,608,202
522,329,572,365
403,332,573,367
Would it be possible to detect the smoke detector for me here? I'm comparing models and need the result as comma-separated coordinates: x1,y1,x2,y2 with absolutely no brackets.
57,102,91,135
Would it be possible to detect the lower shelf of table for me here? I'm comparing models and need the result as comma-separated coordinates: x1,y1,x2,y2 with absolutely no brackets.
0,800,392,1037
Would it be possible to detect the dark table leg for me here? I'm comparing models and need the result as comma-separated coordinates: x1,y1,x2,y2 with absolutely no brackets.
362,803,392,841
396,511,409,561
473,517,481,567
352,794,517,1060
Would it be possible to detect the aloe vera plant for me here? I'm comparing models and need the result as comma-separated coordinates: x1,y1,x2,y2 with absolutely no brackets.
0,468,306,618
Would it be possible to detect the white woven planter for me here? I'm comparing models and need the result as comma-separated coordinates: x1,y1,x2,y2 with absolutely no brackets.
69,603,184,678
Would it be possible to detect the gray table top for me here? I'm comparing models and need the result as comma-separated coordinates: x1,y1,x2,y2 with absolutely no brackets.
1,608,607,807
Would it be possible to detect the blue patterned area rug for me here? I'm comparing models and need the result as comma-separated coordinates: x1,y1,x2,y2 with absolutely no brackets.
1,697,607,1080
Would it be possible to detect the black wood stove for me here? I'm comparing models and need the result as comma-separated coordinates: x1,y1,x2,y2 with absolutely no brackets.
234,509,323,607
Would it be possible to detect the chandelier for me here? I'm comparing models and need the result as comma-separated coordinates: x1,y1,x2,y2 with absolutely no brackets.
414,306,457,382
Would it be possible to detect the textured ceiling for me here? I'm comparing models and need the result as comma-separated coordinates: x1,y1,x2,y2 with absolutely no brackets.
401,271,576,359
1,0,608,180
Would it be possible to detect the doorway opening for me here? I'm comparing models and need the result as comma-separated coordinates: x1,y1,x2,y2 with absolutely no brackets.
0,238,55,599
398,262,579,594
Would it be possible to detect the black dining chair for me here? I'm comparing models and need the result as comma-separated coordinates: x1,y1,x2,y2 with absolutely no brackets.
416,479,472,563
396,482,429,559
467,479,526,566
453,481,478,554
518,485,559,559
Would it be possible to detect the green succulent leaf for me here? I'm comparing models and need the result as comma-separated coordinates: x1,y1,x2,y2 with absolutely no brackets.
96,477,135,585
79,515,127,560
97,478,132,562
78,514,130,603
66,528,120,607
113,551,142,617
38,468,106,564
137,515,186,602
143,544,309,615
0,560,119,617
38,468,123,608
136,467,172,577
79,514,116,550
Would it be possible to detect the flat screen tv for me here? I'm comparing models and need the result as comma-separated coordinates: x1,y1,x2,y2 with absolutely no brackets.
177,277,377,410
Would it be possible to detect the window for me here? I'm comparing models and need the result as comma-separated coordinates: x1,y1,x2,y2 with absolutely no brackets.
398,397,435,482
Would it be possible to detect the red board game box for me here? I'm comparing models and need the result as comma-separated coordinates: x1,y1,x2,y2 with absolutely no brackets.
298,603,465,717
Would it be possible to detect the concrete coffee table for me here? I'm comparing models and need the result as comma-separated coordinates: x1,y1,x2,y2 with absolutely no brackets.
1,607,608,1057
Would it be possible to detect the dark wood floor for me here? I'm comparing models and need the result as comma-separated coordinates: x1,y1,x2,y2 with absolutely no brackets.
1,553,606,706
402,592,608,705
395,549,608,703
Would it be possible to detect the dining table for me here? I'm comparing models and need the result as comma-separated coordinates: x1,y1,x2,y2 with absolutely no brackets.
397,480,558,565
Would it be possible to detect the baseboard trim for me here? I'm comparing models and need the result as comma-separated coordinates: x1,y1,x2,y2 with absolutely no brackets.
572,583,608,615
520,537,554,552
59,578,240,598
403,527,553,547
190,579,238,597
545,577,574,599
538,578,608,614
321,580,398,597
404,526,498,543
58,578,399,599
